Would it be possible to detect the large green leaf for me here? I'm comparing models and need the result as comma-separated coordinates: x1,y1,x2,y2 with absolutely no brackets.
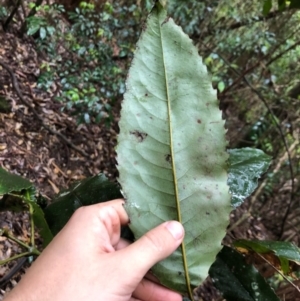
228,148,271,208
0,167,32,196
116,2,231,297
43,174,123,235
209,246,280,301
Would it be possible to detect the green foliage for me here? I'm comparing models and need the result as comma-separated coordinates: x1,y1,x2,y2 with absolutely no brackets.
0,168,52,248
234,239,300,274
0,167,32,195
209,246,280,301
0,153,272,297
228,148,272,207
1,1,277,292
263,0,300,15
44,174,122,235
167,0,213,36
0,6,9,22
2,0,300,298
263,0,272,15
26,1,142,124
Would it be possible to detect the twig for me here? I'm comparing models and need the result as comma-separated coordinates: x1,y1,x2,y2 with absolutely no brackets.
0,257,27,288
1,228,31,250
3,0,22,31
1,226,41,256
207,46,297,237
256,252,300,295
0,59,89,157
192,10,287,41
220,29,300,96
28,202,35,247
0,191,42,287
20,0,26,17
20,0,44,35
266,39,300,67
0,252,32,265
227,212,251,233
209,50,295,233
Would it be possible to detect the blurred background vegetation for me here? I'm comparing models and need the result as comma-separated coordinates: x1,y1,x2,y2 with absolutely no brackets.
1,0,300,299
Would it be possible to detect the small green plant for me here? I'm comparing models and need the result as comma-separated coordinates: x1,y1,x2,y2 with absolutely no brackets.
26,1,144,124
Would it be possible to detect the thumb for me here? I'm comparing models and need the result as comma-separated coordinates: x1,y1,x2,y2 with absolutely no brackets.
121,221,184,277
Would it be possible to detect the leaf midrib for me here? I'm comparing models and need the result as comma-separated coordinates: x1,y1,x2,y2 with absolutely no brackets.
157,10,193,300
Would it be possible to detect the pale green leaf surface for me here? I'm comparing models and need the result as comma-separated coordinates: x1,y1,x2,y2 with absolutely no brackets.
117,3,231,297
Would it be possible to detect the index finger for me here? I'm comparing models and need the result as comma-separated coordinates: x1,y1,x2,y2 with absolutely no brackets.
96,199,129,226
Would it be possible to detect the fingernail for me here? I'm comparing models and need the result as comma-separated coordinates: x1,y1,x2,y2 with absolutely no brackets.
165,221,184,240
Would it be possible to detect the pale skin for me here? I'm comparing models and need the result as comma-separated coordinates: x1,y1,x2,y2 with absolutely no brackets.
4,199,185,301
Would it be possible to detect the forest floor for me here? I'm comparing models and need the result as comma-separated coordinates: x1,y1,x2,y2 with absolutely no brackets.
0,27,121,299
0,19,299,301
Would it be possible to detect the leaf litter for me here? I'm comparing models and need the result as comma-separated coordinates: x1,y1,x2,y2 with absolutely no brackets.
0,25,119,299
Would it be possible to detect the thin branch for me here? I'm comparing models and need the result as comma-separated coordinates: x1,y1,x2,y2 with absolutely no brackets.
28,203,35,247
0,252,32,265
192,10,285,40
27,0,44,18
256,252,300,295
0,257,27,288
3,0,21,31
210,49,295,237
220,31,300,96
20,0,26,17
1,229,31,250
20,0,44,34
239,81,295,239
0,60,89,157
266,39,300,67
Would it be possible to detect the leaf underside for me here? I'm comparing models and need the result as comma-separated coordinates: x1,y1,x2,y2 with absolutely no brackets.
117,3,231,297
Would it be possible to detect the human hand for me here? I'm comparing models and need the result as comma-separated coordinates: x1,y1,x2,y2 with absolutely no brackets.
4,199,184,301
